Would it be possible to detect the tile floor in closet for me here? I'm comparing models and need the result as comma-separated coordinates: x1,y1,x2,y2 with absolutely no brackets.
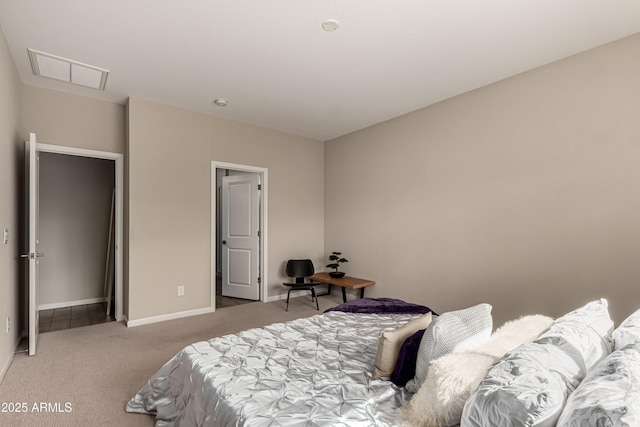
39,303,114,333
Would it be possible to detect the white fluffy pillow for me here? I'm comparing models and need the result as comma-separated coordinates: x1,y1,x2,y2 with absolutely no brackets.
398,314,554,427
405,303,492,393
373,312,433,379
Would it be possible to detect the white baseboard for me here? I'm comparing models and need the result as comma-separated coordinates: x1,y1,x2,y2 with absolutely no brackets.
0,352,14,385
126,306,216,328
265,289,309,302
0,337,22,385
38,297,106,311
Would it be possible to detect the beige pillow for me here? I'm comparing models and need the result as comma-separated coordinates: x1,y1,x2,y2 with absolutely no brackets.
373,312,433,379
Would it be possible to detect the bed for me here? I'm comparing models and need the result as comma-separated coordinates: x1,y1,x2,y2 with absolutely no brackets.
128,298,640,426
126,299,433,426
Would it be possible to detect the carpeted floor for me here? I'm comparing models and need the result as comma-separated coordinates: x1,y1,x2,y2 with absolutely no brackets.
0,294,342,426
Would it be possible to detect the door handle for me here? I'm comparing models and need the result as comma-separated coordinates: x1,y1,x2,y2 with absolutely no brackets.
20,252,45,259
222,240,227,245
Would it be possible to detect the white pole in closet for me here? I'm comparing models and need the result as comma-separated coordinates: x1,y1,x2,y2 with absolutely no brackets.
103,189,115,316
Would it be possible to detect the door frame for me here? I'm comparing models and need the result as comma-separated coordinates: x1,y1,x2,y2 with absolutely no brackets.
37,143,124,321
211,161,268,309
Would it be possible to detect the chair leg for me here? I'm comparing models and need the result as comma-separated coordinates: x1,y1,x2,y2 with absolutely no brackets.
311,288,319,311
286,288,291,311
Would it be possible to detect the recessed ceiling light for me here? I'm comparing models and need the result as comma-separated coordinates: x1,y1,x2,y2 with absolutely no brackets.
213,98,228,107
27,48,109,90
322,19,340,32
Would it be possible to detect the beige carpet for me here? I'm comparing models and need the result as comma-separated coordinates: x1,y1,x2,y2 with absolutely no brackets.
0,294,342,426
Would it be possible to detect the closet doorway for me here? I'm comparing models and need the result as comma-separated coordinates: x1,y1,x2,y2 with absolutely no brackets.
36,143,123,330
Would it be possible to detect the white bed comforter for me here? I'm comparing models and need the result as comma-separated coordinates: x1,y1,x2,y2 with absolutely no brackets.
126,311,417,426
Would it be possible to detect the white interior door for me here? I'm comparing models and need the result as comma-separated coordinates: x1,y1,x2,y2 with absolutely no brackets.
221,174,260,300
25,133,42,356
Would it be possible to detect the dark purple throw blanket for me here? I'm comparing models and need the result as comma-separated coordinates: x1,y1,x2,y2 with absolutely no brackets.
390,328,426,386
325,297,435,315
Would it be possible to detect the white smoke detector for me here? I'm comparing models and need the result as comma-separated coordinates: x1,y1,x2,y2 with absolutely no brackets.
322,19,340,32
213,98,228,107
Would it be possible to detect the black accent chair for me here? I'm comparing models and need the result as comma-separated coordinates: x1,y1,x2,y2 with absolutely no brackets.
283,259,323,311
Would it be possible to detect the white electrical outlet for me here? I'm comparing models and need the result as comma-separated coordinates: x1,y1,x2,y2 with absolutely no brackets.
177,286,185,296
6,317,9,333
3,228,8,245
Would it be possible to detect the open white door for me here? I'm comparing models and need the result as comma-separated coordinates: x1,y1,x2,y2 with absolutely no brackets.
221,174,260,300
25,133,42,356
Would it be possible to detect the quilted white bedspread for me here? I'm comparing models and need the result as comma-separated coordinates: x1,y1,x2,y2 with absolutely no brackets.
126,311,417,426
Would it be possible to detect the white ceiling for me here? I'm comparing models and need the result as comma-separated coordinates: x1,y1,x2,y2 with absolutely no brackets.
1,1,639,141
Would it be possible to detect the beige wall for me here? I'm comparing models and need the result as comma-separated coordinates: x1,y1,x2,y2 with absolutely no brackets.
325,34,640,326
21,85,125,153
127,98,324,321
0,28,22,379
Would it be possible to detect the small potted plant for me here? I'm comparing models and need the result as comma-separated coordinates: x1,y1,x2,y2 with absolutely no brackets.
326,251,348,278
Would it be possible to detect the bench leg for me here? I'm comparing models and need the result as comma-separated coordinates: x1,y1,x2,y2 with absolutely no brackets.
316,284,332,297
342,287,347,303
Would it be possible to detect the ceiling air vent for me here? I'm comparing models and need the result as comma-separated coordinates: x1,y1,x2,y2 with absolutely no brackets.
28,48,109,90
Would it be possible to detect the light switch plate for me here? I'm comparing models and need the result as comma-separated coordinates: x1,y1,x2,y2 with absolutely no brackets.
3,228,8,245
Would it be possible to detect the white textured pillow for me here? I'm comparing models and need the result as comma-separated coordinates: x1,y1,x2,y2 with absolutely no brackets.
555,307,640,426
373,312,432,379
398,315,553,427
556,345,640,427
613,308,640,350
535,298,614,369
461,299,614,427
405,303,492,393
